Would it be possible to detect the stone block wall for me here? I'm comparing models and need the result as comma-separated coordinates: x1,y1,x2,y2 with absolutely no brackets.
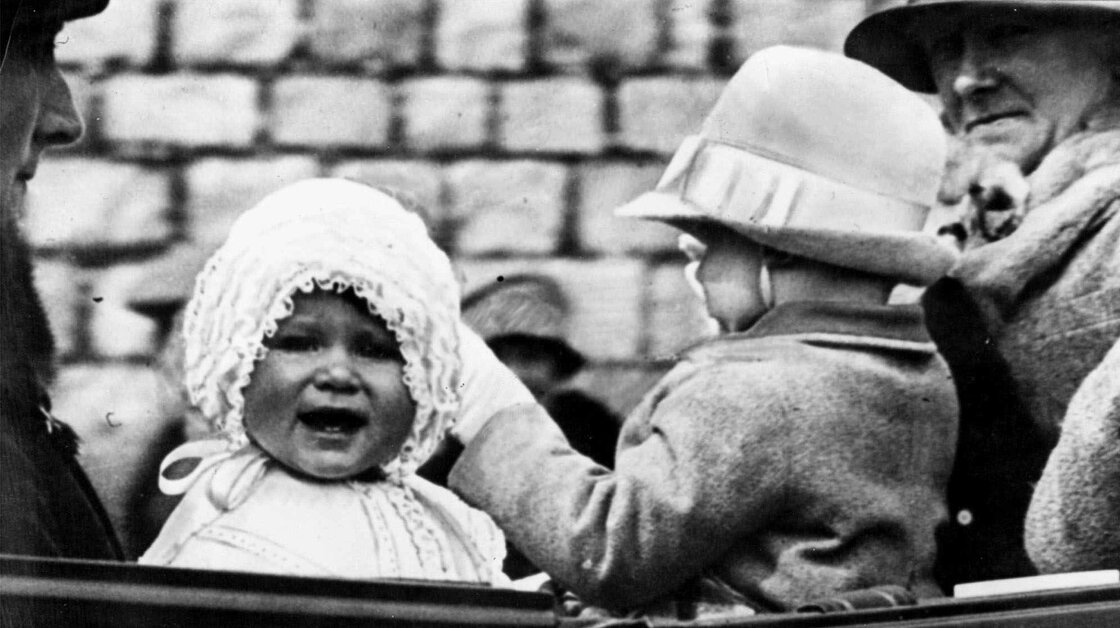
32,0,881,455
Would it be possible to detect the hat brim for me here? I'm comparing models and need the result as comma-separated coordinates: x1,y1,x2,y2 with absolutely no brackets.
618,191,957,286
17,0,109,23
844,1,1120,93
615,190,709,222
4,0,107,50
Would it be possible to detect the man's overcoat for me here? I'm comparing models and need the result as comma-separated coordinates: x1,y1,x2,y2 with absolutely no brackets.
925,111,1120,584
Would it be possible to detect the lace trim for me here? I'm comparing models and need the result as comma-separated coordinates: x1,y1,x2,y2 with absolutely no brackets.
385,482,451,577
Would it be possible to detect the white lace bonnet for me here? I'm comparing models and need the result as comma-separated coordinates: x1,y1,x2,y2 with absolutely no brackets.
182,178,462,476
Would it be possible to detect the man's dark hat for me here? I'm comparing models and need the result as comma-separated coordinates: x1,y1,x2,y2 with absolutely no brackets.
461,274,586,378
845,0,1120,93
3,0,108,58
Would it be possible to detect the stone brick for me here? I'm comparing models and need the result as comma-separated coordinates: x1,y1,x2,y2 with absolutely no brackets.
499,79,605,154
728,0,867,62
648,261,717,358
617,76,725,154
50,363,185,556
271,77,392,148
55,0,160,67
455,258,547,297
436,0,529,72
541,0,659,71
310,0,426,69
121,243,215,312
577,160,679,254
89,265,164,359
172,0,302,66
446,160,567,255
329,160,446,229
555,258,646,361
101,74,259,147
401,77,490,152
456,257,646,360
33,260,87,359
665,0,714,69
24,159,172,248
185,157,320,247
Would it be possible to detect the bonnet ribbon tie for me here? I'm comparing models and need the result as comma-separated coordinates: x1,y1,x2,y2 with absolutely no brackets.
158,439,270,510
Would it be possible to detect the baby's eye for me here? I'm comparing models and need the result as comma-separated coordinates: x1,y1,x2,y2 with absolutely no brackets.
270,334,320,352
354,342,402,361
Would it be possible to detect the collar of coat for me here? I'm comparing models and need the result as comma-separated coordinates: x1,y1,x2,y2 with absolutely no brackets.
950,105,1120,319
689,301,935,358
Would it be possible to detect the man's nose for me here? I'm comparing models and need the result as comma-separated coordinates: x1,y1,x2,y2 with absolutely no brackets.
34,70,83,148
951,42,1000,100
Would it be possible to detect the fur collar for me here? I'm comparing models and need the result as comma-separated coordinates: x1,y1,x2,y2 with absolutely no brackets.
949,107,1120,320
1029,107,1120,207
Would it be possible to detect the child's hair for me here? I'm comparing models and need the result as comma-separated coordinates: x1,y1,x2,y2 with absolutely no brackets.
182,178,461,477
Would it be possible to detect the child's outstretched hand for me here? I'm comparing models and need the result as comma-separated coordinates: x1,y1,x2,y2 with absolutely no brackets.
451,322,536,444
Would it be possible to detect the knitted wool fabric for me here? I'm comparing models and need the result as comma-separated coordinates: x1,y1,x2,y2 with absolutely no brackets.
183,179,461,477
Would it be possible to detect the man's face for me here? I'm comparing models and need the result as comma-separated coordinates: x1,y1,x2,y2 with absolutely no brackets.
915,11,1115,172
1,15,84,219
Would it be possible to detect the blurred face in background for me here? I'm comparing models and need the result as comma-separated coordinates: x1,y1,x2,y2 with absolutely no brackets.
1,13,83,220
914,9,1118,173
490,341,567,399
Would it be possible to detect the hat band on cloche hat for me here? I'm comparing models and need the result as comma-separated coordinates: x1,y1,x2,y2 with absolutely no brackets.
617,135,929,238
616,135,956,286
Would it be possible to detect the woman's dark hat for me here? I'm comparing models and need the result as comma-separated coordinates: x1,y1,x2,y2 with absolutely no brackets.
845,0,1120,93
461,274,586,379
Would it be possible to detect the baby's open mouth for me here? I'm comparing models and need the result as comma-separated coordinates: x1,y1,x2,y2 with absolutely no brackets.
298,408,367,434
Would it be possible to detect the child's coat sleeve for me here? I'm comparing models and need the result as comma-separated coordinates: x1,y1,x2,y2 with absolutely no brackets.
448,362,792,609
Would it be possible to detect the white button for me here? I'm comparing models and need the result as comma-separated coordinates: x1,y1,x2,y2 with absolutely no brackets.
956,509,973,526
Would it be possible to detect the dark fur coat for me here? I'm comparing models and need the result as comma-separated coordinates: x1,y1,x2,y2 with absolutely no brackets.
0,211,121,560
